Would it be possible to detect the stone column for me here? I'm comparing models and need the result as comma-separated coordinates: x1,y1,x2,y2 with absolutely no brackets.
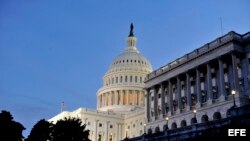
103,93,106,107
141,91,144,105
153,87,157,120
161,83,165,116
177,76,181,113
95,120,99,141
132,90,135,105
146,89,150,122
219,58,225,101
119,123,122,140
97,96,99,108
206,63,212,105
231,53,240,94
196,68,201,108
120,90,123,105
126,90,129,105
241,56,250,95
106,121,110,141
186,73,191,111
115,91,119,105
116,123,119,141
168,80,173,116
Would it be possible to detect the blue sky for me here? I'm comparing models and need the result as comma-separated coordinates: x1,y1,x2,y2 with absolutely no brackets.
0,0,250,137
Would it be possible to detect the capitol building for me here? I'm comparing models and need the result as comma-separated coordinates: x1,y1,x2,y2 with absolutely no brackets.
49,24,153,141
50,24,250,141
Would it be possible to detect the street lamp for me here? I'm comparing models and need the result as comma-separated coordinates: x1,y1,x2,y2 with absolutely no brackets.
165,117,169,130
143,123,146,134
232,90,236,107
193,109,197,118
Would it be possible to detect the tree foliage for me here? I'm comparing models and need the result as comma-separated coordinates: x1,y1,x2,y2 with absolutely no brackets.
26,117,90,141
52,117,90,141
0,110,25,141
26,119,53,141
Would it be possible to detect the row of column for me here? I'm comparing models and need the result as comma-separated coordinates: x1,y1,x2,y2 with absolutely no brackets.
146,53,241,121
98,90,145,108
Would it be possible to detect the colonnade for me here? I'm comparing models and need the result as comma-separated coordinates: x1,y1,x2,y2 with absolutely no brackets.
98,90,145,108
146,53,245,121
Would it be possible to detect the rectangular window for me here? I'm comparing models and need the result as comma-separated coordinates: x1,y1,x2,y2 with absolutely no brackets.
116,77,118,83
125,76,128,82
120,76,123,83
135,76,137,83
158,93,161,98
140,77,142,83
112,78,114,84
130,76,133,82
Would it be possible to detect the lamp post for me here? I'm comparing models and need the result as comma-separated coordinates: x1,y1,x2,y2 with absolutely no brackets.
232,90,236,107
165,117,169,130
193,109,197,123
143,123,146,134
193,109,197,118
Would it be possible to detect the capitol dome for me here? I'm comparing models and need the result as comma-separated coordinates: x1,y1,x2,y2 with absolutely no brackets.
97,24,152,113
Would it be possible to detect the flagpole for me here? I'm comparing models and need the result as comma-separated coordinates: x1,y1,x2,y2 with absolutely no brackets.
61,101,64,112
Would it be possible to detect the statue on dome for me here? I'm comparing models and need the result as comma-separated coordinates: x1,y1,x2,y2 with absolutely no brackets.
129,23,134,37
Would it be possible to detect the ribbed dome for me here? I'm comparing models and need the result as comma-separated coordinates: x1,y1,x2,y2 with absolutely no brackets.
107,50,152,74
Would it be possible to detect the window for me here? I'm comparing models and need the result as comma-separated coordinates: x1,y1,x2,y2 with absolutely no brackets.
140,77,142,83
120,76,123,83
151,96,154,101
110,125,113,128
128,126,130,129
135,76,138,83
116,77,118,83
112,78,114,84
158,93,161,98
125,76,128,82
88,122,91,125
130,76,133,82
99,123,102,127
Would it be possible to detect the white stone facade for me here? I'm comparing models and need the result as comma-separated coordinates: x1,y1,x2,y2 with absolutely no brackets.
49,24,152,141
144,31,250,134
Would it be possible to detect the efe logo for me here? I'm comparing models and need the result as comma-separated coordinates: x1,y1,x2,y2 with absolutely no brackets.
228,129,246,136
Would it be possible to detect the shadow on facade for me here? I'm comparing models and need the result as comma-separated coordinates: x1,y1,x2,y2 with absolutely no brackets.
122,104,250,141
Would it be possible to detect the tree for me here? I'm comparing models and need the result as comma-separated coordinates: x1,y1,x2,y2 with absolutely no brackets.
52,117,90,141
26,119,53,141
0,110,25,141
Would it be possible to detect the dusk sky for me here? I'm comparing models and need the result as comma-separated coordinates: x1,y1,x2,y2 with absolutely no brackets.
1,0,250,137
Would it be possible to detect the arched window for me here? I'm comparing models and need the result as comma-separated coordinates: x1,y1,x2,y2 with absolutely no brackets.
171,122,177,129
148,128,152,134
213,112,221,120
201,115,209,123
191,117,197,124
155,126,160,133
180,120,187,127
